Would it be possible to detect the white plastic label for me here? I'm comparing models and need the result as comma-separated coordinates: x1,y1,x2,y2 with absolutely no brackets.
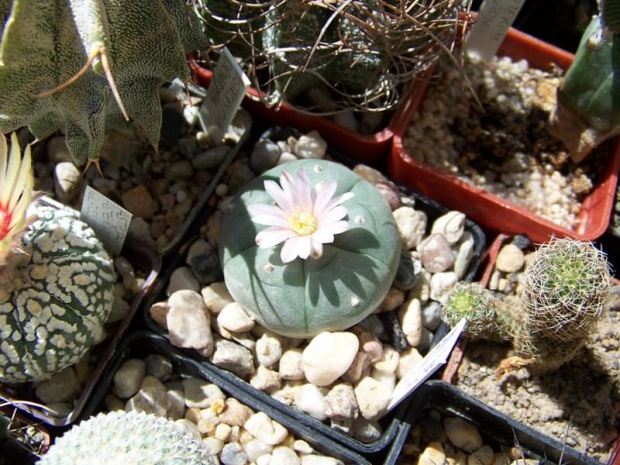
81,186,132,256
464,0,526,61
199,47,251,144
384,318,468,414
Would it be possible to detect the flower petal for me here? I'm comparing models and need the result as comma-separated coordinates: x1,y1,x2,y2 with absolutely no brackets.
256,227,297,248
326,191,355,211
295,168,313,211
248,204,289,227
311,228,335,244
321,220,349,236
279,170,301,212
264,179,295,215
280,236,300,263
320,205,349,225
313,181,337,218
309,237,324,259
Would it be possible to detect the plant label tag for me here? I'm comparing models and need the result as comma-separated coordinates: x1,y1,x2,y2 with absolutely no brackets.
199,47,250,144
464,0,526,61
80,186,132,256
385,318,468,414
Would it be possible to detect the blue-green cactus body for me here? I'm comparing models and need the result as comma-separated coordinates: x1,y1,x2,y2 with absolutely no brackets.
219,159,401,338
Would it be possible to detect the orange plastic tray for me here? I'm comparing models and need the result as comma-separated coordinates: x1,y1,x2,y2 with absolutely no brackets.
387,26,620,243
188,57,409,166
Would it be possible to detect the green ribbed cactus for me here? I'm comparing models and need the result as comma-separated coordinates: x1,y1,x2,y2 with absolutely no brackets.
0,0,205,169
443,238,612,371
219,159,401,338
39,411,217,464
549,1,620,162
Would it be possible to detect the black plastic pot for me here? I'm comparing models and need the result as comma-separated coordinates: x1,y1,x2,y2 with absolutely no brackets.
159,106,252,257
0,198,162,427
81,330,369,464
142,126,487,457
384,380,603,465
0,407,51,464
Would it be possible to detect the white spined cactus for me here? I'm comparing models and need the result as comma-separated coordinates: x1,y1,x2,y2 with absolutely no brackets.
39,410,218,464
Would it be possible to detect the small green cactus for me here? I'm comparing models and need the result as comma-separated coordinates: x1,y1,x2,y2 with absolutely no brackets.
443,238,612,371
219,159,401,338
0,0,205,168
443,283,512,342
520,237,611,343
39,410,217,464
549,0,620,162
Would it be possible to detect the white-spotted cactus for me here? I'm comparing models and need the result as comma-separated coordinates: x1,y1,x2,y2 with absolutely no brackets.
0,134,114,383
0,0,205,169
39,411,217,464
219,159,401,338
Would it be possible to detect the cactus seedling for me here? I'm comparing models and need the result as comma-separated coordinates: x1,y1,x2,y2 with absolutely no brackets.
0,133,115,383
39,410,216,464
443,282,513,342
219,159,401,338
443,238,612,372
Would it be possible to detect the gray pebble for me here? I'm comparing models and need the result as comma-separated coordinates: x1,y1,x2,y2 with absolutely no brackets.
250,138,282,174
190,252,223,285
192,146,231,170
394,254,422,290
144,354,173,381
220,442,248,465
421,301,442,331
167,160,194,181
211,339,255,379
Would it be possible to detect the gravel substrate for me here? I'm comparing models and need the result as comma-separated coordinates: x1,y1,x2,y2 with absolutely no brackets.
148,130,483,443
402,53,606,231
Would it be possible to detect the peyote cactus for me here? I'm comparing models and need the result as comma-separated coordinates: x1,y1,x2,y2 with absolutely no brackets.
549,0,620,162
0,0,205,169
0,133,115,383
39,410,217,464
443,237,612,371
219,158,401,338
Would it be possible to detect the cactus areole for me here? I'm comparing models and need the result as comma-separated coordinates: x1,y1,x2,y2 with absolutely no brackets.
219,159,401,338
0,134,115,383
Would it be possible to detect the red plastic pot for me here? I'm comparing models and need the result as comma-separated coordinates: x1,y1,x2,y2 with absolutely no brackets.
388,26,620,243
188,57,407,166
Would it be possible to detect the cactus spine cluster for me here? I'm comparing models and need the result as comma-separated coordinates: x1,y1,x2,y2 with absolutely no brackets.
39,411,217,464
443,238,612,371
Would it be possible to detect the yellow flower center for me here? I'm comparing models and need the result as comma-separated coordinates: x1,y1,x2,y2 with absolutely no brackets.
289,210,318,236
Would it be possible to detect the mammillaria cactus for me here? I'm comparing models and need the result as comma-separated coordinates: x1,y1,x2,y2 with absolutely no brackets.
443,238,612,372
0,0,205,169
0,133,114,383
549,0,620,162
39,410,217,464
219,159,401,338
